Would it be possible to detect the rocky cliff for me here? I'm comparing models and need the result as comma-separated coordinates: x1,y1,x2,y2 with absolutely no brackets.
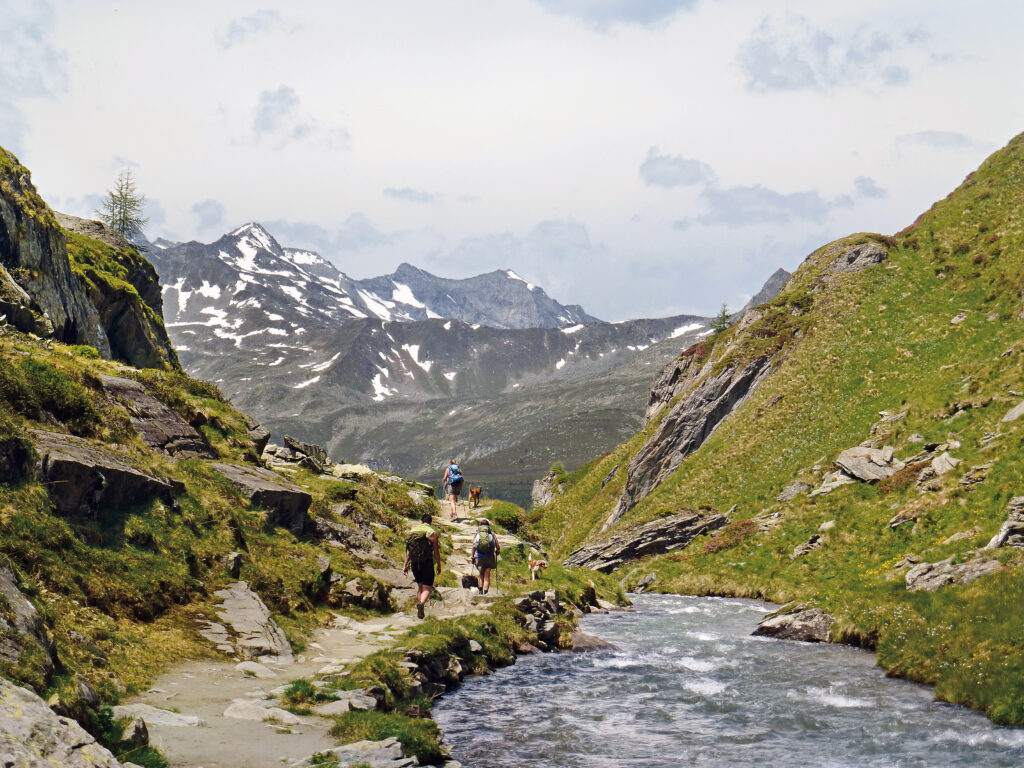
0,146,178,370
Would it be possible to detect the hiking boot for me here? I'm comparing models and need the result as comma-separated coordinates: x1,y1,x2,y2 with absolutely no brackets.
417,602,425,619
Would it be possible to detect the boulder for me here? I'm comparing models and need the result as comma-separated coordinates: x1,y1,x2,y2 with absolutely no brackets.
210,462,312,533
753,607,834,643
905,555,1003,592
284,434,329,465
825,241,888,277
960,462,993,489
313,691,378,715
111,703,204,727
120,717,149,749
212,581,293,661
564,510,728,572
809,470,856,497
100,375,215,458
1001,401,1024,423
290,737,416,768
329,577,392,612
31,429,178,518
0,677,125,767
834,446,904,483
931,452,961,476
790,534,822,559
570,632,617,651
985,496,1024,550
246,422,271,454
777,481,811,502
0,559,57,684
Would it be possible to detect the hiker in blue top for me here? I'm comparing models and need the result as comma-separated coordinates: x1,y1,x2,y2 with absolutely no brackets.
443,458,464,520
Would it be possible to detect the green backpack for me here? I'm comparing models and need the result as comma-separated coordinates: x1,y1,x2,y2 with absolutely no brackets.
476,526,495,555
406,530,434,567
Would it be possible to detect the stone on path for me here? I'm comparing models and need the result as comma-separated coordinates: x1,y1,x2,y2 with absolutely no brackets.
213,581,294,662
223,699,302,724
112,703,205,727
313,691,378,715
1,677,126,767
234,660,278,678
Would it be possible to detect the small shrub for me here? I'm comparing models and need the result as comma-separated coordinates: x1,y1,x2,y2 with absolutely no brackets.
952,242,971,256
702,519,757,555
69,344,101,359
489,502,527,535
879,462,928,496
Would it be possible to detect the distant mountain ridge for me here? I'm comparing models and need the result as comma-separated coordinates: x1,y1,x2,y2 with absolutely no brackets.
148,222,788,503
148,223,596,332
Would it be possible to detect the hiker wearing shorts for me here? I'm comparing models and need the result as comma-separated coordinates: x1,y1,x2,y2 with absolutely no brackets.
472,517,500,595
443,458,464,521
403,513,441,619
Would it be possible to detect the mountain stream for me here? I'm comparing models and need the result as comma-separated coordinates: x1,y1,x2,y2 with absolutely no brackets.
434,594,1024,767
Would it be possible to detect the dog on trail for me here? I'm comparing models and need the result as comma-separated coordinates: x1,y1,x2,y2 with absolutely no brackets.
461,574,479,590
468,487,483,508
528,555,548,581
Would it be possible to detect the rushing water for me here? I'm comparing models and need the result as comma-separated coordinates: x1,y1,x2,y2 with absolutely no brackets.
434,594,1024,767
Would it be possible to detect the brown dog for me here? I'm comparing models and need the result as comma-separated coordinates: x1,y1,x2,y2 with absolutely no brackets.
469,487,483,508
528,556,548,581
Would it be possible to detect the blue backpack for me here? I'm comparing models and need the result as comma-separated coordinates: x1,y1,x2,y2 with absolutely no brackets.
448,464,463,484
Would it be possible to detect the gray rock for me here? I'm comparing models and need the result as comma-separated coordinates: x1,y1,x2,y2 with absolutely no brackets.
224,551,244,579
234,660,277,678
777,481,811,502
610,356,776,527
213,581,293,661
931,452,961,476
290,736,415,768
570,632,617,651
1002,401,1024,423
818,520,836,532
469,639,483,652
809,470,856,497
905,555,1002,592
985,496,1024,549
100,375,214,458
825,241,888,277
0,677,125,767
246,422,271,454
790,534,822,559
960,462,993,489
31,429,177,518
121,717,149,748
210,462,312,534
284,434,329,465
564,511,728,572
0,559,56,682
753,607,834,643
834,446,905,483
111,703,204,727
313,691,378,715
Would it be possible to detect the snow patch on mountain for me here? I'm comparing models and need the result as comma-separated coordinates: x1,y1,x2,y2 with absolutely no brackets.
670,322,704,338
507,270,535,291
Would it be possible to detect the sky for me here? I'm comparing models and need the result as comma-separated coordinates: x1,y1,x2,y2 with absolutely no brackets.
3,0,1023,321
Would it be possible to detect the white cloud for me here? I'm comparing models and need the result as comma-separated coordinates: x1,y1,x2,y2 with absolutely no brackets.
535,0,698,28
216,9,293,50
639,148,715,188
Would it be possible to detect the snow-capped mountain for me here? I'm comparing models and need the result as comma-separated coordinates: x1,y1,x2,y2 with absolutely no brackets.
148,222,787,503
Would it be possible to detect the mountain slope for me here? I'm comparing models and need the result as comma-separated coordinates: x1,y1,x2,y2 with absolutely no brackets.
535,131,1024,724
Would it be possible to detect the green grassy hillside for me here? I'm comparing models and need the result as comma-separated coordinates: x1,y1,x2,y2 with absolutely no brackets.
537,131,1024,723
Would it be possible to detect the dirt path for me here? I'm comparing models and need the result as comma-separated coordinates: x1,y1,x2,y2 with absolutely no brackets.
116,498,534,768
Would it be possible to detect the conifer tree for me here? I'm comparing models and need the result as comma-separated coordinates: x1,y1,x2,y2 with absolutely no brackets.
96,170,149,241
711,303,732,334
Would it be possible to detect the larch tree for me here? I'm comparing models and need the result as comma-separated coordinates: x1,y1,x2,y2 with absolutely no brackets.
96,170,149,242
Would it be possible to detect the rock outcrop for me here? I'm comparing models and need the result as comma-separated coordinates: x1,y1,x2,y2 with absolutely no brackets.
0,148,106,351
985,496,1024,549
753,607,834,642
31,429,178,518
531,470,563,507
824,241,888,278
100,375,215,458
0,560,57,685
564,510,728,572
290,737,416,768
0,677,126,767
609,355,775,528
904,555,1002,592
211,462,312,533
834,445,905,482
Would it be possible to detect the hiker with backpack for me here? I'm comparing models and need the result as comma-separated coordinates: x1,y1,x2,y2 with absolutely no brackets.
442,458,464,521
403,513,442,619
472,517,500,595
